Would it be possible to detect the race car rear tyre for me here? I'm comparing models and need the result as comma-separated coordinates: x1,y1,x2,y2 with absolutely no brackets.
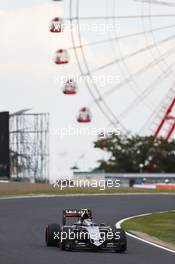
45,224,61,247
113,228,127,253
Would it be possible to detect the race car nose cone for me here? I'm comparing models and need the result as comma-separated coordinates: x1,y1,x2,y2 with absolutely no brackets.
90,239,103,247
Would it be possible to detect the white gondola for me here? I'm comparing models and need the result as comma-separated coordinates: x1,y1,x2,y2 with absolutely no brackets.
77,107,92,123
63,79,78,95
49,17,63,33
54,49,69,65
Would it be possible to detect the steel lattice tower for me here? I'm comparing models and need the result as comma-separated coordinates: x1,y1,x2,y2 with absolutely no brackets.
9,110,49,182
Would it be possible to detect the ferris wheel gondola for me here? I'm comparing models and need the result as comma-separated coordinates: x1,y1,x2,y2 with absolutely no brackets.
63,79,78,95
77,107,92,123
49,17,63,33
54,49,69,64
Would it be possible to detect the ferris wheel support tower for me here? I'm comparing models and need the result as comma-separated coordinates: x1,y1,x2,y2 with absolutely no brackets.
153,95,175,142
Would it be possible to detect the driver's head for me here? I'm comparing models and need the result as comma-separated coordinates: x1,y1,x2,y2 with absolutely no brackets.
81,210,91,220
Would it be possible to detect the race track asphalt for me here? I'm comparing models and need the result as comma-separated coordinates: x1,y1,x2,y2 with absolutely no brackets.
0,194,174,264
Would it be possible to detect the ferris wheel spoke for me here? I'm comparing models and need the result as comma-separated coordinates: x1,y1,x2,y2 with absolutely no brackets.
65,14,175,20
82,33,175,76
133,0,175,8
77,37,175,114
100,0,175,115
67,23,175,52
91,44,175,105
119,59,175,120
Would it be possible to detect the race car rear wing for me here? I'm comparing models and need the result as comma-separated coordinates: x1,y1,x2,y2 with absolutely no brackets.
62,209,92,225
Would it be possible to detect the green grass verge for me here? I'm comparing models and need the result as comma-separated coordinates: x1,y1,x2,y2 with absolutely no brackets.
0,187,175,196
122,211,175,245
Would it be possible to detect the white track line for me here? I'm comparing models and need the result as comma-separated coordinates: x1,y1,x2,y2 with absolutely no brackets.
116,211,175,254
0,193,175,200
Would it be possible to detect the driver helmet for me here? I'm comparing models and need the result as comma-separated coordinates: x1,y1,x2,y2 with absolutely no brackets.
81,210,91,220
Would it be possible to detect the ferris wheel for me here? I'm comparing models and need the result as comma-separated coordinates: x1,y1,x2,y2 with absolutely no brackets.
50,0,175,141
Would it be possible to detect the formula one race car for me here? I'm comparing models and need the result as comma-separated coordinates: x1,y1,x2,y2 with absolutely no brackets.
45,209,127,252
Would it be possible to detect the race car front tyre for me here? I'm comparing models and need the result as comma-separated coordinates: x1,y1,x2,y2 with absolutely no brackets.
60,240,73,251
115,243,127,253
45,224,61,247
113,228,127,253
60,227,74,251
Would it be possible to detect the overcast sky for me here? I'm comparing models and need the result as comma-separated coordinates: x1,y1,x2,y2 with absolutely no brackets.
0,0,174,179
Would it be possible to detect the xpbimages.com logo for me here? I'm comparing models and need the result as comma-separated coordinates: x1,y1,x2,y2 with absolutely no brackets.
52,127,120,139
53,229,121,242
53,178,120,191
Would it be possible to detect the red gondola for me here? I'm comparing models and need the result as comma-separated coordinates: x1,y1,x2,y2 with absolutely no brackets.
77,107,92,123
54,49,69,64
63,79,78,95
49,17,63,33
